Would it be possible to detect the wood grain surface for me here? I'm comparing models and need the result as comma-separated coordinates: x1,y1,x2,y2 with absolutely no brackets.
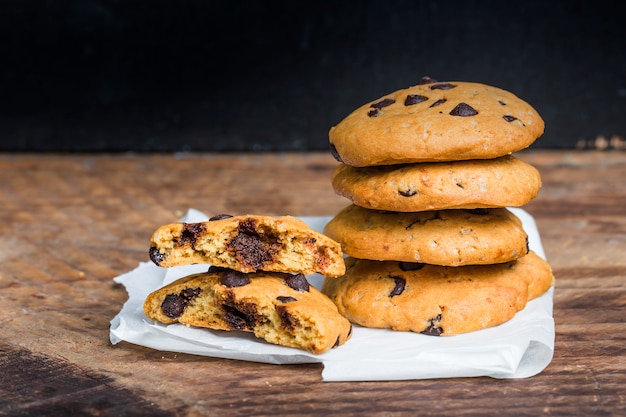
0,150,624,416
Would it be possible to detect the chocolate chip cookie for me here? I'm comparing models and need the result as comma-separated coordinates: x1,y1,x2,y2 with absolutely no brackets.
331,155,542,212
323,205,528,266
329,78,544,166
149,214,345,277
144,268,352,354
321,251,554,336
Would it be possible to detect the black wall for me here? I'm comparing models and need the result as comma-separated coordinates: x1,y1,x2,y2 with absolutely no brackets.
1,0,625,152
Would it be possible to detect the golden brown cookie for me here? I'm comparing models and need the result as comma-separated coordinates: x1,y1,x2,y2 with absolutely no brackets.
323,205,528,266
321,251,554,336
331,155,542,212
149,214,345,277
329,79,544,166
144,269,352,354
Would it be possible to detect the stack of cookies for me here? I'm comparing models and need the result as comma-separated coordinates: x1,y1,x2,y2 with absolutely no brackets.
322,77,554,336
143,214,352,353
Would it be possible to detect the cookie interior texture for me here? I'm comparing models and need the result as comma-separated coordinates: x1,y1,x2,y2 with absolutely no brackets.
144,270,352,354
321,251,554,336
329,80,545,167
149,214,345,277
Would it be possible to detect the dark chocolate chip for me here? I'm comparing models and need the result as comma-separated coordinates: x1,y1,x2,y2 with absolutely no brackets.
330,143,343,162
503,115,522,124
209,214,233,221
430,83,456,90
285,274,310,292
421,314,443,336
429,99,446,108
398,188,417,197
177,223,207,247
161,288,201,319
275,305,299,330
404,94,428,106
226,219,281,270
208,265,229,273
149,246,166,265
370,98,395,109
220,270,251,287
222,303,260,330
498,100,507,106
417,76,437,85
389,276,406,297
398,262,425,271
277,296,297,303
449,102,478,117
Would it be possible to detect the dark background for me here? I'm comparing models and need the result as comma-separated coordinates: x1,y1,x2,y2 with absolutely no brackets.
1,0,625,152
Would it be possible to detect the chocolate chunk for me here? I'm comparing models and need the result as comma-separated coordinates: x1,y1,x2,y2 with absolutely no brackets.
277,296,298,303
330,143,343,162
370,98,395,109
367,98,395,118
404,94,428,106
149,246,166,265
503,115,523,124
207,265,229,273
449,102,478,116
417,76,437,85
276,305,299,330
177,223,207,247
209,214,233,221
430,83,456,90
220,270,250,287
161,287,201,319
421,314,443,336
389,276,406,297
398,262,425,271
398,188,417,197
285,274,310,292
429,99,446,108
226,219,281,270
222,303,260,330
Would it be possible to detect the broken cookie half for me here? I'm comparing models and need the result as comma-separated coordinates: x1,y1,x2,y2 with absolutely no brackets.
143,268,352,354
148,214,345,278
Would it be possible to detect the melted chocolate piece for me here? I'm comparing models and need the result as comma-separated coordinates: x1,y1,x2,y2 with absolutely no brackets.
226,219,281,270
207,265,229,273
285,274,310,292
430,83,456,90
220,270,251,287
149,246,166,265
177,223,207,247
421,314,443,336
389,276,406,297
330,143,343,162
276,305,299,330
404,94,428,106
209,214,233,221
429,99,446,108
398,262,425,271
161,287,201,319
449,102,478,116
222,302,260,330
277,295,298,303
417,76,437,85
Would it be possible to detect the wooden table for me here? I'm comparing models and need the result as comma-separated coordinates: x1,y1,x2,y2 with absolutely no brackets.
0,150,624,416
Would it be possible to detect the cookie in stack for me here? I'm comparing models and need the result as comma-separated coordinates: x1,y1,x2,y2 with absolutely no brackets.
322,77,554,336
143,214,352,353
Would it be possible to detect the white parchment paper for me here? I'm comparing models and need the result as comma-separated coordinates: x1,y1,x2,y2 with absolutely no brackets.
110,208,554,381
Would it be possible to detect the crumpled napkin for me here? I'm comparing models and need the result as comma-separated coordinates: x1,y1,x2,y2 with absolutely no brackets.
110,208,554,381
